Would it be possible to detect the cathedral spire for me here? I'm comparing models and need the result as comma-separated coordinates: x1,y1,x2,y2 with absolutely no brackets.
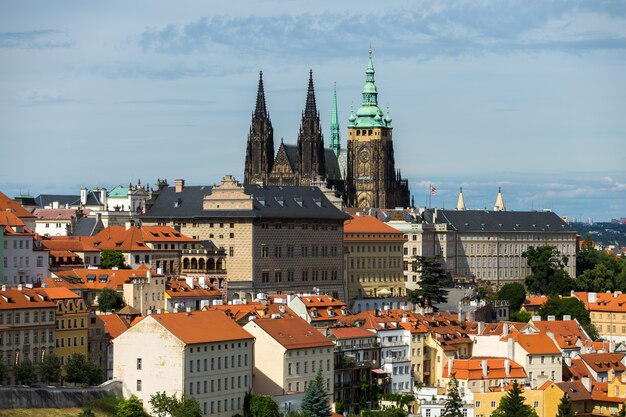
494,187,506,211
456,187,466,211
304,69,317,118
255,71,268,118
330,82,341,157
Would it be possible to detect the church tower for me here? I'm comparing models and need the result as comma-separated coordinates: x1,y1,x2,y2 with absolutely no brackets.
330,83,341,157
346,48,408,209
296,70,325,186
244,71,274,184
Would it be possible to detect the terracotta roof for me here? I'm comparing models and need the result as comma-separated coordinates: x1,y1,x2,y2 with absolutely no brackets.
344,215,405,239
43,277,90,291
166,279,222,299
477,322,529,336
522,296,549,308
147,310,253,344
572,291,626,312
37,287,81,300
298,295,347,308
503,332,561,354
564,358,593,381
88,225,196,251
0,191,35,218
590,380,625,403
443,357,527,380
327,327,376,339
117,305,141,316
56,268,161,290
555,381,592,401
0,288,56,310
32,208,78,221
531,319,590,349
0,211,34,235
250,316,335,349
99,314,130,339
579,352,626,373
43,236,100,252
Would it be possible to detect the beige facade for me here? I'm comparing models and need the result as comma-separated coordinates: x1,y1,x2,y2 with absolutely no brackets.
244,317,334,399
113,311,254,417
122,271,166,316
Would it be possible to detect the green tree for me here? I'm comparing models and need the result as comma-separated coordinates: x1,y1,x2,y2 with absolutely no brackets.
555,394,574,417
301,370,331,417
617,404,626,417
77,408,96,417
539,296,599,340
0,360,7,384
116,395,149,417
407,256,450,311
85,361,103,385
490,380,538,417
249,395,279,417
100,249,126,269
39,353,61,384
97,287,124,312
65,353,89,384
496,283,526,312
509,310,532,323
523,246,575,296
150,391,201,417
14,358,37,385
441,376,463,417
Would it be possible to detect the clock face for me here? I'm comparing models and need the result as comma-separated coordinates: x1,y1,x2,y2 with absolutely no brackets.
359,150,370,163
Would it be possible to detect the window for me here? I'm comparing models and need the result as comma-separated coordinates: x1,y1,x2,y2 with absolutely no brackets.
137,380,142,391
262,246,268,258
136,358,142,370
491,401,496,407
475,401,480,408
534,401,539,408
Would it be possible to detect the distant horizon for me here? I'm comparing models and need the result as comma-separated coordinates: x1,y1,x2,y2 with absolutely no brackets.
1,1,624,222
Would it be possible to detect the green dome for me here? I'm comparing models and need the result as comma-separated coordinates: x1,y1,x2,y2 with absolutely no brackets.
349,48,391,129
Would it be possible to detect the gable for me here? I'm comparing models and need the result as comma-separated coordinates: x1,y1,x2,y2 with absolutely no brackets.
271,143,296,174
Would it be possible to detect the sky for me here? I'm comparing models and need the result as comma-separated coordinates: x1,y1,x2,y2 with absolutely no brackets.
0,1,625,222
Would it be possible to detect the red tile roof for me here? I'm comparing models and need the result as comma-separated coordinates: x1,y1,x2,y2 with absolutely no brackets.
555,381,592,401
344,215,405,239
37,287,81,300
99,314,130,339
0,288,56,310
327,327,376,339
0,191,35,218
89,225,196,251
43,236,100,252
32,208,78,221
444,357,527,380
166,279,222,299
503,332,561,355
250,316,335,349
147,310,253,344
573,291,626,312
579,352,626,373
522,296,549,309
531,319,590,349
56,268,161,290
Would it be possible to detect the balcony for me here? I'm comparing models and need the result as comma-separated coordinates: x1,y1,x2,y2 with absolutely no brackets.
380,340,408,348
181,268,227,275
384,356,409,364
335,356,373,369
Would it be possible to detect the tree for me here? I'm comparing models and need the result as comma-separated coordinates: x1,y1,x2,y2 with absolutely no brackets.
14,358,37,385
100,249,125,269
617,404,626,417
523,246,576,296
65,353,89,384
496,283,526,312
441,376,463,417
0,360,7,384
407,256,450,311
490,380,538,417
116,395,150,417
555,394,574,417
39,353,61,384
301,370,331,417
85,361,103,385
77,408,96,417
509,310,532,323
249,395,279,417
539,296,599,340
97,287,124,312
150,391,201,417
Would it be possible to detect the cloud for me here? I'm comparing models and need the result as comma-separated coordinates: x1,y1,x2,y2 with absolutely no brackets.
0,29,73,49
19,90,74,106
124,98,215,106
136,4,626,62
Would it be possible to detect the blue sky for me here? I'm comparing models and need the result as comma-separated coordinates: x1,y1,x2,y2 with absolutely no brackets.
0,1,625,221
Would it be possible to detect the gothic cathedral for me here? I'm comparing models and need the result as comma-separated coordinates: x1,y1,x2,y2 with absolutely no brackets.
243,49,410,209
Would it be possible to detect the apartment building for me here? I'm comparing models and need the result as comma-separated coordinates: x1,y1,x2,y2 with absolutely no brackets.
442,357,526,395
1,211,49,286
114,310,254,417
573,291,626,343
243,316,334,399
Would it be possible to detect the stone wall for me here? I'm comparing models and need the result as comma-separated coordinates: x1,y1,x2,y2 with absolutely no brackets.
0,380,122,409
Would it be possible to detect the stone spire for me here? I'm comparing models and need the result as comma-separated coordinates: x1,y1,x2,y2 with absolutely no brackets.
354,46,388,128
494,187,506,211
297,70,325,182
456,187,466,211
330,82,341,157
304,69,317,118
244,71,274,184
255,71,268,118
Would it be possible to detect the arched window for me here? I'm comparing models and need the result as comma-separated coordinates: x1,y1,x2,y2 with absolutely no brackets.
183,258,190,269
191,258,198,270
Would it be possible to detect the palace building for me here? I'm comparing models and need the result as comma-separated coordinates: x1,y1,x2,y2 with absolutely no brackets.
243,49,410,210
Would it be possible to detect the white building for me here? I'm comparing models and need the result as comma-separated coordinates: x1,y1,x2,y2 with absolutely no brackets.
113,310,254,417
1,211,49,286
379,327,413,393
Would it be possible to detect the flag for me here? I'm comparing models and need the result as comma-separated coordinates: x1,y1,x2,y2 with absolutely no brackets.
430,185,437,195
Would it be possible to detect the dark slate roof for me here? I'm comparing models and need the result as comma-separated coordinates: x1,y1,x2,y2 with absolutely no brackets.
141,184,350,221
436,209,575,233
284,144,298,169
73,217,103,236
281,145,341,181
35,191,104,208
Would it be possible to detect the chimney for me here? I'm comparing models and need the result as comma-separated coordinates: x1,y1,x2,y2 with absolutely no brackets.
481,359,488,377
581,375,591,393
507,337,515,359
504,359,511,377
80,187,88,205
503,323,509,336
156,309,162,314
547,315,556,321
175,179,185,193
588,292,597,304
186,307,192,313
477,321,485,334
532,315,541,322
448,358,454,377
563,315,571,321
52,201,59,209
100,188,108,209
458,302,463,322
1,285,6,292
564,356,572,366
17,284,23,290
146,270,152,279
146,309,152,315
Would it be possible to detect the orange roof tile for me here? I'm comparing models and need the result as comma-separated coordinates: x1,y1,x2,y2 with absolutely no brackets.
99,314,130,339
344,215,405,239
522,296,549,308
327,327,376,339
148,310,253,344
32,208,78,221
37,287,81,300
88,225,196,252
579,352,626,373
531,319,590,349
250,316,335,349
0,288,56,310
573,291,626,312
43,236,100,252
503,332,561,354
166,279,222,299
0,191,35,218
443,357,527,380
57,268,162,290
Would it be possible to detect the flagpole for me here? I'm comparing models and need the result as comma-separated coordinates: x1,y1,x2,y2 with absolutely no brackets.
429,183,431,209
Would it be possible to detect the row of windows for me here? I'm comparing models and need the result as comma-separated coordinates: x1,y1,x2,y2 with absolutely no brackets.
3,256,45,269
5,239,31,250
352,244,402,253
287,359,331,375
188,354,249,372
350,274,403,283
261,245,338,258
351,257,400,269
262,223,339,231
261,270,339,283
55,336,85,348
57,317,86,330
288,377,331,392
0,330,54,346
0,311,55,325
186,375,249,395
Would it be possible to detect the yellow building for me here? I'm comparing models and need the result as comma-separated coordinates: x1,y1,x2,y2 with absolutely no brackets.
573,291,626,343
473,381,563,417
39,287,89,365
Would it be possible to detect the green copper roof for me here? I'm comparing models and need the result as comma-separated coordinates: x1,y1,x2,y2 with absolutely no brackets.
108,186,129,197
330,82,341,157
349,47,391,129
